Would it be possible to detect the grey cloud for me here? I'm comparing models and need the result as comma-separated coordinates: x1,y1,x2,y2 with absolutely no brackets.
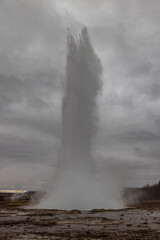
0,3,60,74
155,118,160,129
1,112,61,139
0,133,51,160
118,130,160,143
105,93,135,110
97,156,160,187
130,63,152,78
0,73,60,112
0,1,66,170
136,81,160,101
134,146,160,160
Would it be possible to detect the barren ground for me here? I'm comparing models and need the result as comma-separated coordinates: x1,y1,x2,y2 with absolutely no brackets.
0,204,160,239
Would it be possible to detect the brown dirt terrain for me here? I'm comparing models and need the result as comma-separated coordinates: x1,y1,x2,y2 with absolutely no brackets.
0,202,160,239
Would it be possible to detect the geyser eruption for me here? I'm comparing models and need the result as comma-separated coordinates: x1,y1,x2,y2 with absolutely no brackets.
40,28,121,210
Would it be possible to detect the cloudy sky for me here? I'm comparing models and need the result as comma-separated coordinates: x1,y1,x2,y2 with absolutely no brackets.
0,0,160,189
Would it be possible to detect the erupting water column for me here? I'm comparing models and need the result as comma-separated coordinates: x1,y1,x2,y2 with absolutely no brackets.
60,27,102,171
54,27,104,209
40,28,120,210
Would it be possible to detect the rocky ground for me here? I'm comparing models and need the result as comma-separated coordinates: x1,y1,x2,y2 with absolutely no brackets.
0,204,160,240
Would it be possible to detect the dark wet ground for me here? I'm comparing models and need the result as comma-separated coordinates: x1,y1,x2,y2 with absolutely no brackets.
0,206,160,239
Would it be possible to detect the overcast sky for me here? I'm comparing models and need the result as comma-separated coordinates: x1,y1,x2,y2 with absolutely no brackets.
0,0,160,189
